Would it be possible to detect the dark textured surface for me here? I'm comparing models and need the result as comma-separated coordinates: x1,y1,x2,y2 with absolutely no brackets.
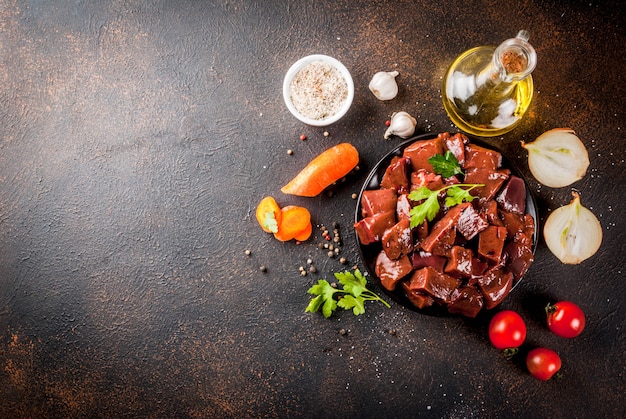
1,0,624,417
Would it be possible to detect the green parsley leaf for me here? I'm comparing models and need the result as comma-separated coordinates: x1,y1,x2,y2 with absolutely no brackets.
408,183,484,228
335,270,366,298
262,210,279,233
305,268,390,318
337,294,366,316
408,187,440,228
428,151,464,178
305,279,338,318
445,185,478,207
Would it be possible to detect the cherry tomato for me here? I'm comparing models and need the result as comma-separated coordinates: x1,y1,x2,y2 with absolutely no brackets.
488,310,527,350
526,348,561,380
546,301,586,338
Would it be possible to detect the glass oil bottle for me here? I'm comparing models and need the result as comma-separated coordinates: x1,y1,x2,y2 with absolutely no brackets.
442,30,537,137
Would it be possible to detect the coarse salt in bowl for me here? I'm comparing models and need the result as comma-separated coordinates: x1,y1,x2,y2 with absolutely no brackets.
283,54,354,127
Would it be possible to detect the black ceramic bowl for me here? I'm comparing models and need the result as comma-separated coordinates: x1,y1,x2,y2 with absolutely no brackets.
354,133,538,316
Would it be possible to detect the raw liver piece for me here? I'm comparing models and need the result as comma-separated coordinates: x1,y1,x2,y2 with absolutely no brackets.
503,241,534,281
419,202,470,256
447,286,484,318
500,210,535,249
496,175,526,214
464,168,510,201
442,132,468,167
381,218,413,260
403,137,444,173
410,169,444,192
405,266,461,303
380,156,411,193
375,251,413,291
411,251,447,273
396,193,411,222
456,204,489,240
463,143,502,171
478,199,504,226
477,225,508,263
477,268,513,309
444,245,474,278
361,189,397,218
402,282,435,309
354,210,396,245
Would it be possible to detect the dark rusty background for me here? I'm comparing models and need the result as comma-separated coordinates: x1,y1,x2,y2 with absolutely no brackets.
1,0,624,417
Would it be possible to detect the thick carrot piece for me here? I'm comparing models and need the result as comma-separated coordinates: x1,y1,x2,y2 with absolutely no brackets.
293,222,313,241
256,196,282,233
281,143,359,197
273,205,311,242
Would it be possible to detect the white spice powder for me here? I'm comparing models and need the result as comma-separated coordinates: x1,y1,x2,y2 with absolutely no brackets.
290,61,348,121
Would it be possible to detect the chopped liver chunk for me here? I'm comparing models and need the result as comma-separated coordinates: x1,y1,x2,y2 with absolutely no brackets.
354,211,396,245
360,189,397,218
380,156,411,193
478,225,508,263
375,251,413,291
381,218,413,260
405,267,461,304
403,137,444,173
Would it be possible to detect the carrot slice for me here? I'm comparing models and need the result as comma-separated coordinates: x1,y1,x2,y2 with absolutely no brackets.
256,196,282,233
281,143,359,197
293,222,313,241
273,205,311,241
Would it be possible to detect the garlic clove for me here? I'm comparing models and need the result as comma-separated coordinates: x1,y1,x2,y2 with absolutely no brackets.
384,111,417,139
369,71,399,101
543,192,602,264
522,128,590,188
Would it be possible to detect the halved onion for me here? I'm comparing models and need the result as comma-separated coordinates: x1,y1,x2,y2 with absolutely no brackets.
543,192,602,264
522,128,589,188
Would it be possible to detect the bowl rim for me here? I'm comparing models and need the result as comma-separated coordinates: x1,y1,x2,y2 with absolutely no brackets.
353,133,539,317
282,54,354,127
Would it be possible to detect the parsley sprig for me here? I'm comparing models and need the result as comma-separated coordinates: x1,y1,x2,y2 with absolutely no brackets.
262,211,279,233
428,150,464,178
408,184,483,228
305,269,390,318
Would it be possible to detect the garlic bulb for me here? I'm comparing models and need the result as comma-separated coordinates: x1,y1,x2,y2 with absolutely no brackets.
369,71,399,101
522,128,589,188
543,192,602,264
384,111,417,139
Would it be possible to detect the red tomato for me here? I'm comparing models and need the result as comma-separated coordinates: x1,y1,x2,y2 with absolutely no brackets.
526,348,561,380
488,310,527,350
546,301,586,338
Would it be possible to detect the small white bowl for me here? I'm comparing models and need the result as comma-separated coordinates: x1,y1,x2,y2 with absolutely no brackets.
283,54,354,127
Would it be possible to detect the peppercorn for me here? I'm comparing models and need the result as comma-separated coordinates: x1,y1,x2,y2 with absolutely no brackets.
300,134,307,141
260,265,267,272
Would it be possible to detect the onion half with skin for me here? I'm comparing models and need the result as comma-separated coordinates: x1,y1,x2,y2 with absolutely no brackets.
522,128,589,188
543,192,602,264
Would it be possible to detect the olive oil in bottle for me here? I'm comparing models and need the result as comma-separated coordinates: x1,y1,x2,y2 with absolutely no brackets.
442,30,537,137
